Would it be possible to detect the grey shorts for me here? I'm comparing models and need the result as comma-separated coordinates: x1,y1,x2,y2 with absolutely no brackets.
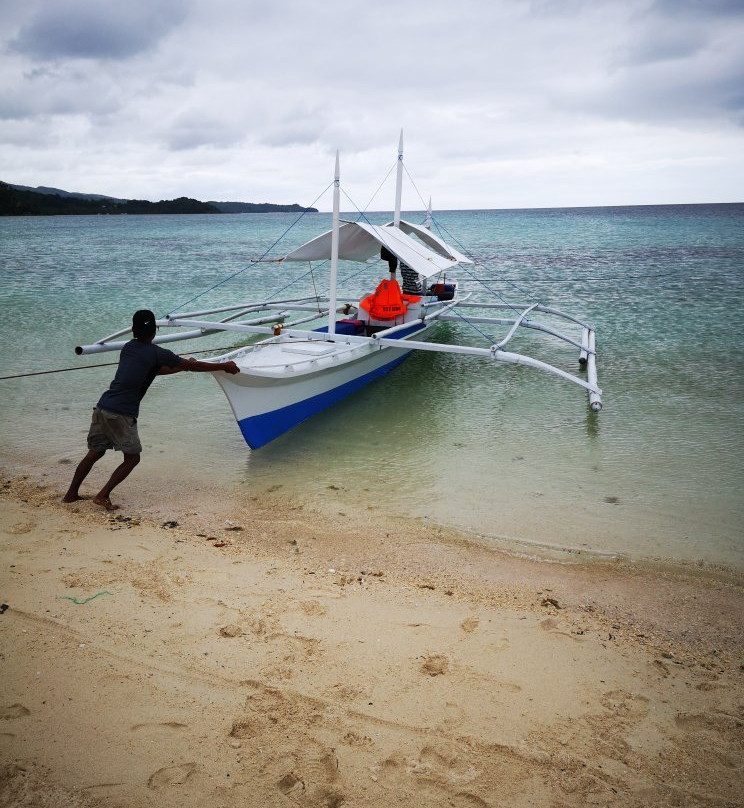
87,407,142,454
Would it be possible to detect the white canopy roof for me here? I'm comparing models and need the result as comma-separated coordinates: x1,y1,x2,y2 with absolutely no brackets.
394,220,473,265
279,221,463,279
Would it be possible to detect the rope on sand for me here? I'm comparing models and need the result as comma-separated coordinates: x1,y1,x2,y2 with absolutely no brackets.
57,591,113,605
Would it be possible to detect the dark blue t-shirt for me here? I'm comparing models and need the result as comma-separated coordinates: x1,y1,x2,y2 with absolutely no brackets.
97,340,182,418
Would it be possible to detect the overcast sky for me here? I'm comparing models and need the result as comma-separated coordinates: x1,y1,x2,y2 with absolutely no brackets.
1,0,742,210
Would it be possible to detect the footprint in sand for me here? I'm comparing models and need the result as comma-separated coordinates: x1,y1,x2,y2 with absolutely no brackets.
460,617,480,633
277,771,304,797
539,617,586,642
230,718,260,740
441,701,468,730
273,743,344,807
299,600,328,617
674,711,744,765
147,762,196,790
1,704,30,720
6,522,36,535
599,689,650,720
325,682,366,701
219,624,244,638
376,745,485,804
420,654,449,676
674,711,742,734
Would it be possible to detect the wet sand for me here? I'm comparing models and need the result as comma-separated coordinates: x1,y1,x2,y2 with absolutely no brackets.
1,473,742,808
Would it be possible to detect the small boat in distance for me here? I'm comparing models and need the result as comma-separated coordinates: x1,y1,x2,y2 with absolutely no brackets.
75,133,602,448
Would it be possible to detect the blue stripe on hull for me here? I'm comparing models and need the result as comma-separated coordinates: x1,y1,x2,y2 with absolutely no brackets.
238,350,410,449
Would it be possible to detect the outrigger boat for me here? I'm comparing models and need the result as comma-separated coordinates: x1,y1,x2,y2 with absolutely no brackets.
75,133,602,449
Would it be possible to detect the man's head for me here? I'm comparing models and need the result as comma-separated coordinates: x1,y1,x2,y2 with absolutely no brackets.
132,309,157,340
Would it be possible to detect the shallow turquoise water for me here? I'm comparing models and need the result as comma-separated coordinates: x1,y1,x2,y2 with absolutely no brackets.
1,205,742,569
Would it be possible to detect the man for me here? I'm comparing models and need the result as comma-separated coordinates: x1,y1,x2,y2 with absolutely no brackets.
399,261,424,295
62,309,240,511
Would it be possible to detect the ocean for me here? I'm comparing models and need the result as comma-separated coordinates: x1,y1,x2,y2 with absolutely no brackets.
1,204,742,571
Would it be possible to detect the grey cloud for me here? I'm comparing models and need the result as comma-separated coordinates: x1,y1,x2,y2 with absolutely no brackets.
616,0,743,68
11,0,188,61
536,0,744,128
556,52,744,128
0,63,122,121
620,25,704,66
164,114,247,152
649,0,744,16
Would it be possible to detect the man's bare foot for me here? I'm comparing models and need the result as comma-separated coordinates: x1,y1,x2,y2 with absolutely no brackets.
62,494,87,503
93,495,120,511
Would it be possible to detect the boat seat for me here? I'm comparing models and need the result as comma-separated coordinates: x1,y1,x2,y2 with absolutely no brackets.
314,319,365,336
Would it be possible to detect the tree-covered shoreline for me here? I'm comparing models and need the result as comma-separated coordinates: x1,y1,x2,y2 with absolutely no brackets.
0,182,316,216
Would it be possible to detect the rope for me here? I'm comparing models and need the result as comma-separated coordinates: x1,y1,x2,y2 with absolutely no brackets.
0,347,243,381
57,591,113,605
358,160,397,213
447,303,500,344
308,263,322,310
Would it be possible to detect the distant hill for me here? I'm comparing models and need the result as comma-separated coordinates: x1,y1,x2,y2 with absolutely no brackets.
9,183,127,203
0,182,318,216
209,201,316,213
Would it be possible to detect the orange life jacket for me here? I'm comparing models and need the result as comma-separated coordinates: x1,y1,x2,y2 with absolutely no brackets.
359,278,419,321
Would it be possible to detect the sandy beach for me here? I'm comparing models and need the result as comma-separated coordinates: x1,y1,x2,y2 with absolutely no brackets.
1,471,742,808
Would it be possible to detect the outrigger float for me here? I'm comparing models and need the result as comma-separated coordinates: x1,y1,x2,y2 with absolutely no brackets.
76,133,602,449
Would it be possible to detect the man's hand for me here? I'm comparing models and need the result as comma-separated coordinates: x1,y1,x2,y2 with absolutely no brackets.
221,361,240,375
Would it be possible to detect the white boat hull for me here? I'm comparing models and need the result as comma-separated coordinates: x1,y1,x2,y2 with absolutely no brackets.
214,321,432,448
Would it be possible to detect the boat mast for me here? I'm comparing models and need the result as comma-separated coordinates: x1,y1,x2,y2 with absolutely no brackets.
327,150,341,336
393,129,403,228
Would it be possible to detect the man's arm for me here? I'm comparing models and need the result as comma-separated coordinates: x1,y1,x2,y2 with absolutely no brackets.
158,358,240,376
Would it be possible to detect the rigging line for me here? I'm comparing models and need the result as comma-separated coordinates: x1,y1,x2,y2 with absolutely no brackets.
473,267,541,304
396,180,541,303
232,184,376,307
350,158,544,312
339,187,382,227
308,263,322,310
447,303,498,344
341,181,534,310
265,263,324,302
300,258,376,302
481,270,688,283
0,347,246,382
422,211,545,306
265,259,369,305
402,164,432,214
162,180,335,318
358,159,398,215
452,251,544,312
337,187,461,269
395,168,534,308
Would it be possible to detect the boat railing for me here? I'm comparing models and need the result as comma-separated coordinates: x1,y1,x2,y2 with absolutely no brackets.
221,339,369,373
74,303,354,356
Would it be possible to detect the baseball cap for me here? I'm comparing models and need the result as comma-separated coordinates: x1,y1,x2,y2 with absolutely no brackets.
132,309,157,338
